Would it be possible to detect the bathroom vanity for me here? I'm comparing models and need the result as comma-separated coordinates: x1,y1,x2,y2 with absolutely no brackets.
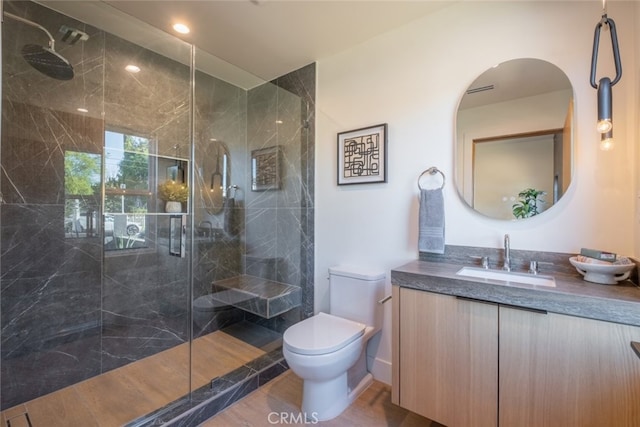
391,259,640,427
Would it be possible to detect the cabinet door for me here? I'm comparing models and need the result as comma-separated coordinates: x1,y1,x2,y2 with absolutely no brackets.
397,288,498,427
500,307,640,427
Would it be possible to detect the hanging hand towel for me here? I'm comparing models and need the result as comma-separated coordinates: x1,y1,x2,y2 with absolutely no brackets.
418,188,445,254
223,197,236,236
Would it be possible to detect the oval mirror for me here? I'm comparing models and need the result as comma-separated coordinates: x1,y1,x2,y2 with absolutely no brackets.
455,58,574,220
200,140,230,215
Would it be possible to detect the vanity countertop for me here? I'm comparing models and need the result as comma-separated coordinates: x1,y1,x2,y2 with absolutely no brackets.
391,260,640,327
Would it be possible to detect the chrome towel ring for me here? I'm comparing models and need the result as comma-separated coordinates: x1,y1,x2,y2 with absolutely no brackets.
417,167,445,190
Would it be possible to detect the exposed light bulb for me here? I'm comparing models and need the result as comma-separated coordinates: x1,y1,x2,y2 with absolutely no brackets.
600,131,614,151
596,119,612,133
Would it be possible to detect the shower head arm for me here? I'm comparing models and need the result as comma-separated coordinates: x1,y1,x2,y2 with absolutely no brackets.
3,11,56,50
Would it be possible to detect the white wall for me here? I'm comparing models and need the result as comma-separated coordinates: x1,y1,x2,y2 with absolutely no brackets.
315,1,638,384
635,2,640,258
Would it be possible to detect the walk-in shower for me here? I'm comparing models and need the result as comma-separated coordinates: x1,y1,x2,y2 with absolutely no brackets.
0,1,314,426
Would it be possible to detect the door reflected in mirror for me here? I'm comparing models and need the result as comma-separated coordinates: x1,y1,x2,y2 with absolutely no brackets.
455,58,573,220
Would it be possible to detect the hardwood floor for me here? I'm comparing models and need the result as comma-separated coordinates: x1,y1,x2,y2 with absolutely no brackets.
1,330,265,427
200,370,437,427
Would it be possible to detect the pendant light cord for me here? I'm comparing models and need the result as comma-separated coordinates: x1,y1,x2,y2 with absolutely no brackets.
590,1,622,89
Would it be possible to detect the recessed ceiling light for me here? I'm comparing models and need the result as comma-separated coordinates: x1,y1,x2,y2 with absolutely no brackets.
173,23,190,34
275,120,283,124
77,107,89,113
125,64,141,73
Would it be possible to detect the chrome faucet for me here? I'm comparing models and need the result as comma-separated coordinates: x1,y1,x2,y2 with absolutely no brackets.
503,234,511,272
198,220,213,238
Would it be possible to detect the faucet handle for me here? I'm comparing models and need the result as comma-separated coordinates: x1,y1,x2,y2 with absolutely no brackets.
528,261,539,275
481,256,490,269
470,255,490,269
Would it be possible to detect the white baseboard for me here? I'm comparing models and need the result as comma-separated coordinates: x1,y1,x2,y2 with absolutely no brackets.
368,355,392,386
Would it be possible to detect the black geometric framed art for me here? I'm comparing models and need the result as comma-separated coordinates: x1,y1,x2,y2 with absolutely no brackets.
337,123,387,185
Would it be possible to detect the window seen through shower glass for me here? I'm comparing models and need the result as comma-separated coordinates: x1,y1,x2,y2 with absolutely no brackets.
64,151,101,238
104,130,152,250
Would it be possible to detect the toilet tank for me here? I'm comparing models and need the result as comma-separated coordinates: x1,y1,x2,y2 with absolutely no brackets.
329,266,386,330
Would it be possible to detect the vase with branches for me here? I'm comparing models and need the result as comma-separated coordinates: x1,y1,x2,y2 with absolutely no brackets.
158,180,188,213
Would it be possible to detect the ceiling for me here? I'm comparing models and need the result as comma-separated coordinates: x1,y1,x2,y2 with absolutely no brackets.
459,58,573,110
42,0,453,86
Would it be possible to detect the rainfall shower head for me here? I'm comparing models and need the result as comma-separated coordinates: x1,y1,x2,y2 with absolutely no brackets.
4,11,75,80
20,43,74,80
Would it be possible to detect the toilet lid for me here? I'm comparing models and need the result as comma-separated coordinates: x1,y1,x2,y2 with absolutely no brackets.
283,312,365,356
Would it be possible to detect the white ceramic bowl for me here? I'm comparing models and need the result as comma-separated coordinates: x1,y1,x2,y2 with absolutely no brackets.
569,256,635,285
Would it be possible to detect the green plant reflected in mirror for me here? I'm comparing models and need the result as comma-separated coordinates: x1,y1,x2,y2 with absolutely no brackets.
455,58,574,220
512,188,547,219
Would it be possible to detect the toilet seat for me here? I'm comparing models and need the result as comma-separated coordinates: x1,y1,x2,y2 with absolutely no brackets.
283,312,365,356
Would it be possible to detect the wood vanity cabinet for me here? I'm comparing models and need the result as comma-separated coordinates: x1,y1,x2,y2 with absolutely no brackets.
392,285,640,427
391,286,498,427
499,307,640,426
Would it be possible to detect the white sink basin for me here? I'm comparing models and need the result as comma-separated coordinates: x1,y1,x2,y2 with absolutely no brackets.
456,266,556,287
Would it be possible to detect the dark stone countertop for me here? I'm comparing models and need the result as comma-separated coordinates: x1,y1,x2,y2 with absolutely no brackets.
391,260,640,327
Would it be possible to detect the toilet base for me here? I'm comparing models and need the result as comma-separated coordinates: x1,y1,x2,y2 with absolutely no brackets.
301,371,373,421
348,371,373,404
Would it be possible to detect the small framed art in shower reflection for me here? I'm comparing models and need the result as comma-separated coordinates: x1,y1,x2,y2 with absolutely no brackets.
169,215,185,257
251,146,282,191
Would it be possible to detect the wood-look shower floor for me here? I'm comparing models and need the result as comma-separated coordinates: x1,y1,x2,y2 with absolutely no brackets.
1,330,266,427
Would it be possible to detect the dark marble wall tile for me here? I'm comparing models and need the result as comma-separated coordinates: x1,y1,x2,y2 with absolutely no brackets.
1,0,191,410
1,332,102,409
245,207,277,257
1,102,104,205
103,33,191,156
271,64,315,319
1,30,105,404
2,1,105,123
243,63,315,312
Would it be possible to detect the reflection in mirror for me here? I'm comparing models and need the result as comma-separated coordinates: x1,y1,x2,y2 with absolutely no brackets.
104,130,151,250
102,130,189,251
455,58,573,220
64,151,101,238
200,140,230,215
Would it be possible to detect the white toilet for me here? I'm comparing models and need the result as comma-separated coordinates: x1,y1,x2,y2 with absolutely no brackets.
283,266,385,421
193,294,234,333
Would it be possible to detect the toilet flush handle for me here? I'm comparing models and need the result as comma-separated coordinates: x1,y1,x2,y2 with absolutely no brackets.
378,295,392,304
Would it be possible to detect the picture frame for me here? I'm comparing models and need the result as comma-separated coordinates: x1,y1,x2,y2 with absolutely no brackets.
169,215,185,257
251,145,282,191
337,123,387,185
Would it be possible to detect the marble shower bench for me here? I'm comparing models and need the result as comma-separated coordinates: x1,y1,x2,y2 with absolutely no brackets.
210,275,301,319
